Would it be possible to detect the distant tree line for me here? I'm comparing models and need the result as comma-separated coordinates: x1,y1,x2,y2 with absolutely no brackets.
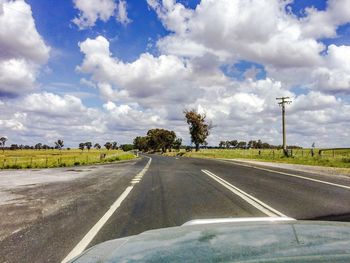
133,128,182,153
1,137,134,152
218,139,302,149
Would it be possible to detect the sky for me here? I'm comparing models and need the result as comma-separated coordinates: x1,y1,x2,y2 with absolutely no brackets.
0,0,350,148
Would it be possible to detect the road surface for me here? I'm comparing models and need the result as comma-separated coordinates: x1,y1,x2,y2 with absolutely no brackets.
1,154,350,262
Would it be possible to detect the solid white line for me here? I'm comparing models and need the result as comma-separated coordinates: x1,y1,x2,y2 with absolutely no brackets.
220,159,350,190
202,169,288,217
61,186,134,263
61,157,152,263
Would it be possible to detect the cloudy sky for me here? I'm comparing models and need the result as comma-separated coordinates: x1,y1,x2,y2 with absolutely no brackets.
0,0,350,147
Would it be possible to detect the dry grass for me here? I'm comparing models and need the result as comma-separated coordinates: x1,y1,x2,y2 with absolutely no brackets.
0,149,135,169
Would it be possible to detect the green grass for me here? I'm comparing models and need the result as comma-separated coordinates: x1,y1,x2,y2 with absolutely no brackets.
0,149,136,169
165,148,350,169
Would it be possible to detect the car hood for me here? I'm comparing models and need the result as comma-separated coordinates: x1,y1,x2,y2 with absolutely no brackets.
70,218,350,262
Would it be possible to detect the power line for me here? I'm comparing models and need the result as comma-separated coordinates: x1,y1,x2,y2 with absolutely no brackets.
276,96,292,156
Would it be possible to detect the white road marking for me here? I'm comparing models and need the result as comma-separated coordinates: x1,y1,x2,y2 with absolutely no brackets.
220,159,350,190
61,157,152,263
201,169,289,218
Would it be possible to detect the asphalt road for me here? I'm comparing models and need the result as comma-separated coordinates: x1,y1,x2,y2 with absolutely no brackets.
1,154,350,263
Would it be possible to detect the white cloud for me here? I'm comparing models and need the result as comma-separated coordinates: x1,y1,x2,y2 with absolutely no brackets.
301,0,350,39
0,0,50,96
77,36,204,104
72,0,132,29
116,0,132,25
151,0,325,68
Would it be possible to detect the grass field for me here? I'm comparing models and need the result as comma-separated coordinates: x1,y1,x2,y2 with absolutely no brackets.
0,149,136,169
165,148,350,168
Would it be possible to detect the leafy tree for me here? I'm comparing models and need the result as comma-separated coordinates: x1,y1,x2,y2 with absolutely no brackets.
0,137,7,152
94,143,101,150
133,136,149,152
104,142,112,150
55,139,64,150
42,144,50,150
230,140,238,148
173,138,182,151
35,143,42,150
79,143,85,151
10,144,18,150
184,109,212,151
237,141,247,149
219,141,225,148
112,141,118,150
256,139,263,149
146,129,176,152
120,144,134,151
85,142,92,151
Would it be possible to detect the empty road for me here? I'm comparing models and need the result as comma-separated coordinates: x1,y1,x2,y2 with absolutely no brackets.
1,154,350,262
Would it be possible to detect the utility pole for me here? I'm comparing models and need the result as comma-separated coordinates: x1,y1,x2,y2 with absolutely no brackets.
276,97,292,156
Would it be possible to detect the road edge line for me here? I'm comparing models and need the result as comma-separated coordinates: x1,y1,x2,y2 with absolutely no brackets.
218,159,350,190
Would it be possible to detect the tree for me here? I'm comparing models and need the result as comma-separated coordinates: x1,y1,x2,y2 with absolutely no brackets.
237,141,247,149
104,142,112,150
94,143,101,150
10,144,18,150
120,144,134,151
79,143,85,151
55,139,64,150
230,140,238,148
133,136,149,152
0,137,7,152
173,138,182,151
219,141,225,148
112,141,118,150
42,144,50,150
35,143,42,150
184,109,212,151
146,129,176,152
85,142,92,151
